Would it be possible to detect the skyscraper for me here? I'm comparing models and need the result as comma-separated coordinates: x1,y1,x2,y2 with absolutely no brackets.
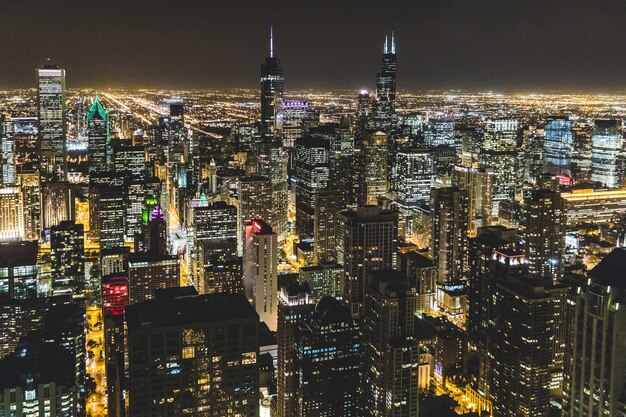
396,147,435,207
430,187,469,284
260,27,284,144
337,206,398,318
295,136,330,239
276,282,315,417
37,62,66,180
243,219,278,330
0,241,38,299
562,248,626,417
362,130,389,205
125,290,260,417
525,179,567,282
480,119,519,215
488,251,565,417
237,175,272,253
0,186,24,240
372,33,397,132
313,189,343,264
362,270,420,417
543,116,573,177
591,119,623,188
452,165,494,238
295,297,360,416
87,96,110,173
50,220,85,296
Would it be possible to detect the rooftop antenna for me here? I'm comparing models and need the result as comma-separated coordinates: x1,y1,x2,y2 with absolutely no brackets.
270,26,274,58
384,35,388,54
391,31,396,54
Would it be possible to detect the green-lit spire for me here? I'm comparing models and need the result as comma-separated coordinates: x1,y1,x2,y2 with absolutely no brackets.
87,95,108,121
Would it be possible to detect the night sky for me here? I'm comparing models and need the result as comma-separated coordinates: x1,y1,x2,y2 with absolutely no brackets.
2,0,626,92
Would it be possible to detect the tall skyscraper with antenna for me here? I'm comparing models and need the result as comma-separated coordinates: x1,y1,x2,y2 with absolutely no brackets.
372,32,397,132
259,27,288,243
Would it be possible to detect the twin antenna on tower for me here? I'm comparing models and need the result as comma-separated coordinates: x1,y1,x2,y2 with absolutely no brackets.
384,31,396,54
269,26,395,57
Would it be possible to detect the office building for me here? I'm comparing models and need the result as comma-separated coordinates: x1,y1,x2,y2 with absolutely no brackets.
313,189,343,264
237,175,272,252
295,136,330,239
543,116,573,176
591,119,623,188
0,241,37,299
37,63,66,179
260,27,284,144
243,219,278,331
363,130,389,204
488,251,566,417
362,270,420,417
430,187,469,284
396,147,435,207
295,297,360,416
372,33,397,131
452,165,494,237
50,220,84,296
399,250,437,315
41,181,73,232
525,181,567,282
16,171,41,241
276,282,315,417
337,206,398,318
125,290,259,417
299,262,343,300
127,253,180,304
89,184,125,249
562,248,626,417
87,96,110,172
0,186,23,241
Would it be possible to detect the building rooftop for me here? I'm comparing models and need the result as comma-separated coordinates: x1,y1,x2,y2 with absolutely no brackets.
589,247,626,289
126,292,258,330
0,241,38,268
0,334,75,390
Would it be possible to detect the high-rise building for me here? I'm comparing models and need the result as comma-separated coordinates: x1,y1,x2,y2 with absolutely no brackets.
192,202,241,294
525,179,567,282
0,241,38,299
362,270,420,417
37,63,66,180
16,170,41,241
295,297,360,416
87,96,110,172
127,253,180,304
295,136,330,239
276,282,315,417
480,119,519,215
372,33,397,131
313,189,343,264
399,250,437,315
0,115,15,186
89,184,125,249
396,147,434,207
591,119,623,188
50,220,84,296
488,251,565,417
452,165,494,237
0,186,24,240
260,27,284,144
282,100,319,149
543,116,573,176
363,130,389,204
41,181,73,232
102,274,128,417
424,119,455,148
430,187,469,284
243,219,278,330
562,248,626,417
125,290,259,417
237,175,272,252
337,206,398,318
299,262,343,300
467,227,519,394
0,335,81,417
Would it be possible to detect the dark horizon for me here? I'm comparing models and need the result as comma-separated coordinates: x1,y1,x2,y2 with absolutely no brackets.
2,0,626,92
